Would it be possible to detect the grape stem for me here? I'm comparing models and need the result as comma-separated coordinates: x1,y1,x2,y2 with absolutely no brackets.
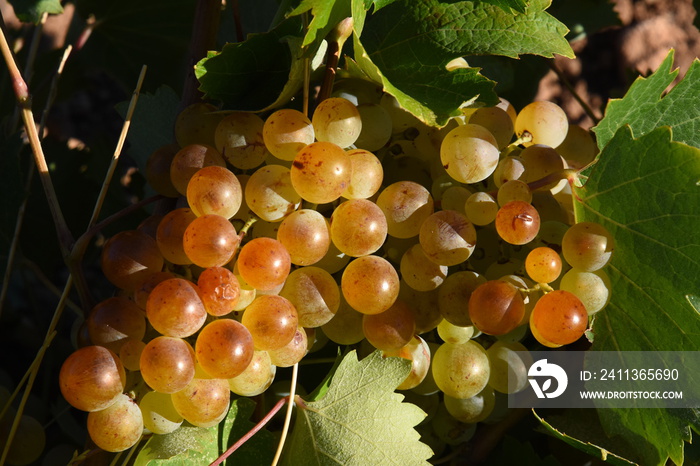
272,362,299,466
317,17,354,103
210,395,290,466
548,60,601,125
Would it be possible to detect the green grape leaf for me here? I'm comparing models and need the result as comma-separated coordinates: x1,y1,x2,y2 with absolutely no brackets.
477,0,530,14
219,398,276,466
573,126,700,465
7,0,63,23
351,0,573,126
134,398,275,466
533,410,637,465
289,0,352,51
115,86,180,175
134,424,219,465
282,350,432,465
593,51,700,151
195,16,325,111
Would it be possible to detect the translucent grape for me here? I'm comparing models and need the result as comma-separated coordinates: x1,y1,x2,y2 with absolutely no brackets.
197,266,240,316
133,271,176,310
87,297,146,353
400,244,447,291
140,336,195,393
443,387,495,424
311,97,362,148
245,165,302,222
376,181,434,239
236,237,291,291
101,230,164,291
440,124,499,184
514,101,568,148
341,255,400,315
314,239,351,274
497,179,532,206
195,319,254,379
468,106,514,149
268,326,308,367
330,199,387,257
174,102,220,148
431,341,490,399
187,165,242,219
276,209,331,266
419,210,476,266
87,394,143,452
399,283,442,334
59,346,126,412
530,290,588,347
215,112,268,170
437,271,485,327
556,124,598,169
383,335,431,390
439,186,472,213
495,200,540,245
139,390,183,435
228,350,276,396
119,339,145,372
146,278,207,338
468,280,525,336
241,295,298,351
486,341,531,394
492,154,525,188
342,148,384,199
146,144,179,197
183,214,239,268
561,222,614,271
362,299,416,351
321,294,366,345
279,266,340,328
559,268,611,315
520,144,566,190
437,319,474,344
464,192,498,226
291,141,351,204
171,377,230,428
156,208,197,265
263,108,315,161
170,144,226,196
525,246,562,284
496,97,517,124
355,103,392,150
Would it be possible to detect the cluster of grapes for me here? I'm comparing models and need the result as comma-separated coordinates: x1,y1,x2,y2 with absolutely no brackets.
58,76,614,455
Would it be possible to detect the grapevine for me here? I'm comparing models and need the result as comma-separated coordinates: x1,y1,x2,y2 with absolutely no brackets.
1,1,699,466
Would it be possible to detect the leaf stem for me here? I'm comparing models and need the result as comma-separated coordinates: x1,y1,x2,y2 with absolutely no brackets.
272,362,299,466
210,395,290,466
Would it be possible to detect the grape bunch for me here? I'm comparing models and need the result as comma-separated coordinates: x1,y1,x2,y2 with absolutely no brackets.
59,77,614,455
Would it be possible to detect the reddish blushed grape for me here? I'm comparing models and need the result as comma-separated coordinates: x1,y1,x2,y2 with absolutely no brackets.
241,295,299,351
59,346,126,412
146,278,207,338
183,214,239,268
236,237,291,291
468,280,525,336
525,246,562,284
101,230,164,291
197,266,241,316
495,200,540,245
195,319,254,379
530,290,588,346
140,336,195,393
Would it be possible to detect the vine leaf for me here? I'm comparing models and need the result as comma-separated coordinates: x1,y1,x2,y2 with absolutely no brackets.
351,0,573,126
7,0,63,23
289,0,352,53
134,398,275,465
282,350,432,465
593,50,700,151
568,125,700,465
195,16,326,112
